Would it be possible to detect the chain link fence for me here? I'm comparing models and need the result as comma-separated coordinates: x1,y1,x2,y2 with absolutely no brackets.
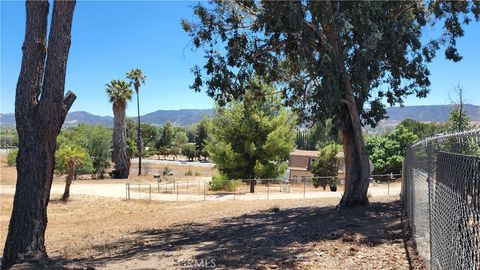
402,129,480,269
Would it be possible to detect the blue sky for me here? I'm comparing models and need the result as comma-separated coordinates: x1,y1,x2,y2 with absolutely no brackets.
1,1,479,117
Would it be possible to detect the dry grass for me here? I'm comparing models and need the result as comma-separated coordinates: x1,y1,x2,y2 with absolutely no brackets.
0,153,216,186
0,153,413,269
1,195,337,259
0,194,414,269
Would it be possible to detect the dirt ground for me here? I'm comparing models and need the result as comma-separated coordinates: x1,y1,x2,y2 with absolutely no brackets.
0,154,421,269
0,153,216,186
1,195,417,270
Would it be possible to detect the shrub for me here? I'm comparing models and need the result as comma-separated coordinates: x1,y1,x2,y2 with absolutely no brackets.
182,144,197,161
312,177,333,190
310,143,342,178
267,206,280,213
209,174,238,191
185,169,193,176
7,149,18,166
194,172,201,176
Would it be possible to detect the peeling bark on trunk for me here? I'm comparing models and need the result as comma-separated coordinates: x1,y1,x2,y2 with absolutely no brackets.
2,0,76,268
322,1,370,207
112,103,130,178
339,107,370,206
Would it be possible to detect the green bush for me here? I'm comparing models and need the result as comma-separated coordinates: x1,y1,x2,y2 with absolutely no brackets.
312,177,334,190
310,143,342,178
194,172,201,176
7,149,18,166
185,169,193,176
182,144,197,161
209,174,239,191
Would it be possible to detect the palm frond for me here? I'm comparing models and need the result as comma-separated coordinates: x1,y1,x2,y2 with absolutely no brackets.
105,79,133,105
126,68,147,85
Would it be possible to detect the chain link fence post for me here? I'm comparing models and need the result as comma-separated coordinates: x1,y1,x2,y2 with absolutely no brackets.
426,141,434,266
402,129,480,269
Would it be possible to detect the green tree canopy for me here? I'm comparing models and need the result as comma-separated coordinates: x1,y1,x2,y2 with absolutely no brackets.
366,125,418,174
195,115,212,160
449,106,470,132
57,124,112,178
156,122,175,149
182,144,197,161
184,124,198,143
173,130,189,147
296,120,338,150
398,119,449,139
183,0,479,205
205,80,296,192
126,120,159,151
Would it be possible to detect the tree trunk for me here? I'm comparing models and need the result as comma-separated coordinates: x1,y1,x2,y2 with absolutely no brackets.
61,172,74,202
2,1,76,268
322,0,370,207
249,180,256,193
112,103,130,178
136,90,142,176
339,108,370,206
337,74,371,207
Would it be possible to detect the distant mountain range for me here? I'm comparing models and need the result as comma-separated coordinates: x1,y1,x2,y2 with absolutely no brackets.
1,105,479,128
383,104,480,122
0,109,214,127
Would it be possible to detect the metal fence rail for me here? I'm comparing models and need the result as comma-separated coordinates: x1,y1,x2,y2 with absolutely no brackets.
402,129,480,269
126,173,402,202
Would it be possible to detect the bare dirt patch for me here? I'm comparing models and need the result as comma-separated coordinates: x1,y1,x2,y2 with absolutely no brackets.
1,153,413,269
1,195,413,269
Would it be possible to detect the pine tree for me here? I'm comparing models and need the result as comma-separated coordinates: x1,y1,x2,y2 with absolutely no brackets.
206,80,296,193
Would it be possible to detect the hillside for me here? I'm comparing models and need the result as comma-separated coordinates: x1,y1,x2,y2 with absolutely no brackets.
1,105,478,127
385,104,480,122
0,109,213,127
140,109,213,126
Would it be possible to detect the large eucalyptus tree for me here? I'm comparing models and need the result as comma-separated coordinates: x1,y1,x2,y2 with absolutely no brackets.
126,68,146,175
106,80,133,179
182,0,479,206
2,0,76,268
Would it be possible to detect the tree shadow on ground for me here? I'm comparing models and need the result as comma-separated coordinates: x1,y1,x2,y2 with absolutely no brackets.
52,200,404,269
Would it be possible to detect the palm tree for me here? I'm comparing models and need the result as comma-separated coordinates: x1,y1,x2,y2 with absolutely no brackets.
106,79,133,179
57,145,87,202
126,68,146,175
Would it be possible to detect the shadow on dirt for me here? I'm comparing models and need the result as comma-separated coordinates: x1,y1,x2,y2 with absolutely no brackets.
51,200,404,269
